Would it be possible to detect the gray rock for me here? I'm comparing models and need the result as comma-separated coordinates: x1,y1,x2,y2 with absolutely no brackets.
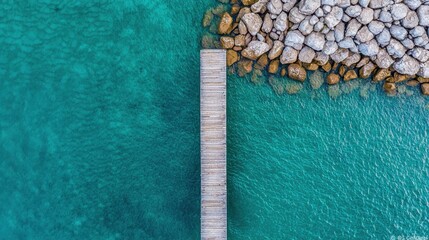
323,41,339,54
359,0,370,7
368,21,384,35
274,12,288,31
345,19,362,37
330,48,350,62
280,46,299,64
270,32,279,40
417,5,429,26
315,8,324,17
369,0,389,8
401,38,415,49
326,31,335,41
299,0,321,15
282,0,298,11
288,7,306,23
309,15,319,25
387,39,407,58
298,46,316,63
267,0,283,15
375,28,391,47
402,11,419,28
374,49,394,68
410,26,425,38
358,39,379,56
345,5,362,17
342,53,361,66
242,41,271,59
323,5,332,13
418,62,429,77
390,25,408,40
357,8,374,24
342,13,351,22
315,52,330,65
393,55,420,75
391,4,409,20
305,32,326,51
411,47,429,62
325,6,343,29
379,11,393,23
299,18,314,35
284,30,305,50
414,33,429,47
262,14,273,33
251,0,269,13
322,0,338,6
338,0,351,8
404,0,421,10
314,21,324,31
356,26,374,42
334,22,345,42
242,13,263,36
268,40,285,59
338,37,356,49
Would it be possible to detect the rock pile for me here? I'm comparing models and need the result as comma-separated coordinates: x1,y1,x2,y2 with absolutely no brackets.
203,0,429,95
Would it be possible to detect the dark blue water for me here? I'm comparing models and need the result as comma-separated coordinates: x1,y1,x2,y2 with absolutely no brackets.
0,0,428,239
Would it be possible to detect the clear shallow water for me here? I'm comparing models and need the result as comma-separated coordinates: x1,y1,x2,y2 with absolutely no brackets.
0,1,428,239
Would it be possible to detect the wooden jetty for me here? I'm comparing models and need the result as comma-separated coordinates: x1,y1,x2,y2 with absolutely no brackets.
200,49,227,240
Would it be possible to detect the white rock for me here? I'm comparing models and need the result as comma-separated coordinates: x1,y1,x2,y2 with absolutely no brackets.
326,31,335,41
393,55,420,75
404,0,421,10
251,0,269,13
411,47,429,62
359,0,370,7
262,14,273,33
369,0,390,9
342,14,351,22
309,15,319,25
338,37,356,49
414,33,429,47
323,5,332,13
391,4,409,20
374,49,394,68
322,0,338,6
315,52,330,64
282,0,298,11
379,11,393,23
238,21,248,35
358,39,379,56
417,5,429,27
323,41,339,54
387,39,407,58
314,21,324,31
330,48,350,62
280,46,299,63
418,62,429,77
345,5,362,17
402,38,415,49
338,0,351,8
357,8,374,24
268,40,285,59
376,28,391,47
345,19,362,37
334,22,345,42
368,21,385,35
315,8,324,17
299,18,314,35
274,12,288,31
284,30,305,50
325,6,343,29
410,26,425,38
390,25,408,41
242,41,271,59
299,0,321,15
298,46,316,63
342,53,361,66
268,0,283,15
242,13,263,36
356,26,374,42
288,7,306,23
402,11,419,29
305,32,326,51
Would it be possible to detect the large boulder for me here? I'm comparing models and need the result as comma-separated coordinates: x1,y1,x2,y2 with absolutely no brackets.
284,30,305,50
241,13,263,36
304,32,325,51
241,41,271,60
393,55,420,75
280,46,299,64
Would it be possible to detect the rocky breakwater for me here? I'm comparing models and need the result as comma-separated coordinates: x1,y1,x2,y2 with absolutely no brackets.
203,0,429,96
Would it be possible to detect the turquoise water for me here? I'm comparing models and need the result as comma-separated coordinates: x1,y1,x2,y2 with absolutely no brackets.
0,0,428,239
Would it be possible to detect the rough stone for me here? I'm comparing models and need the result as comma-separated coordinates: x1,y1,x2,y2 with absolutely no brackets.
280,46,299,64
390,25,408,40
298,0,321,15
262,13,273,33
327,73,340,84
356,26,374,43
330,48,349,62
305,32,325,51
368,21,384,35
298,46,316,63
241,41,271,60
284,30,305,50
268,40,285,59
288,64,307,81
391,4,409,20
393,55,420,75
374,49,394,68
417,5,429,26
325,6,344,29
267,0,283,14
274,12,288,31
358,39,379,56
226,50,239,66
218,13,234,34
344,69,358,81
387,39,407,58
242,13,263,35
402,11,419,29
357,8,374,24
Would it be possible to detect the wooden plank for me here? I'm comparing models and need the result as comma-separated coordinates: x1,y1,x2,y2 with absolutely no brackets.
200,49,227,240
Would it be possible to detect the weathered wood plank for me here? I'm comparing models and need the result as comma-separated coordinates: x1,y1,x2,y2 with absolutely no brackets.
200,49,227,240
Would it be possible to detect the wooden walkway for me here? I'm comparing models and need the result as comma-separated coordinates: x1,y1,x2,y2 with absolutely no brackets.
200,49,227,240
